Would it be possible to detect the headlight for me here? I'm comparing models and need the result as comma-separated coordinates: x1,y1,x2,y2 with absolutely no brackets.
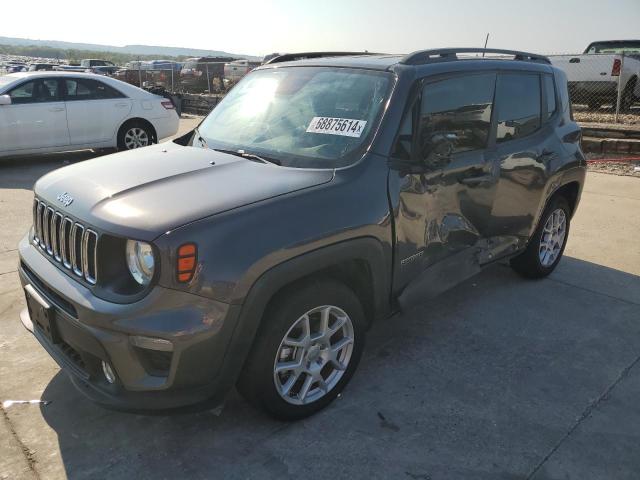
126,240,155,286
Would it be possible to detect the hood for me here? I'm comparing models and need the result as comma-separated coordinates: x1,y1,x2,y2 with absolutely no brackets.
35,142,334,241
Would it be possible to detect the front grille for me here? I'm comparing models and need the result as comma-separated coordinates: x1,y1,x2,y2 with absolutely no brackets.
32,198,99,285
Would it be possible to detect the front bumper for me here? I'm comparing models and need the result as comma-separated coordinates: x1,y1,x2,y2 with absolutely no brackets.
18,234,241,411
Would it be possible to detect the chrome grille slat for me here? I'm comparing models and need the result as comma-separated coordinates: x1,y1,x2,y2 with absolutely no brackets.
31,199,99,285
45,207,54,254
52,212,63,261
37,202,46,249
61,218,73,268
71,223,85,277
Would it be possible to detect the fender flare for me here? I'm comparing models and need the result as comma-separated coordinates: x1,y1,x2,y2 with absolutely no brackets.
216,237,392,391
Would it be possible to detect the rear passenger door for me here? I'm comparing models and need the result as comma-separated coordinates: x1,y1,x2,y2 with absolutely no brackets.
487,71,558,243
63,78,132,145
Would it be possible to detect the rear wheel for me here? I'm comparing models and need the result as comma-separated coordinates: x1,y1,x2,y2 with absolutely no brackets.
117,121,153,151
620,78,637,112
510,196,571,278
237,279,365,420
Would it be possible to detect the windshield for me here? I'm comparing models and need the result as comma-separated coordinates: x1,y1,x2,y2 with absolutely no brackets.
587,41,640,54
196,67,392,168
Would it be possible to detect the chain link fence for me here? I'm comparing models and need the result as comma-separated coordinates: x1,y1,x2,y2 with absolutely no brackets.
2,53,639,124
548,52,639,125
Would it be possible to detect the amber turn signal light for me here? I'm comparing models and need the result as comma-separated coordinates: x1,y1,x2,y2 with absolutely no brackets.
177,243,197,283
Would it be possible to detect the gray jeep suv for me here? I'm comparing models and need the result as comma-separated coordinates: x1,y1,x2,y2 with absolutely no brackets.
18,49,586,420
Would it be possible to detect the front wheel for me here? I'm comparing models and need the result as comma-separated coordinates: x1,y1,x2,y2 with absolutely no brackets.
510,196,571,278
237,279,365,420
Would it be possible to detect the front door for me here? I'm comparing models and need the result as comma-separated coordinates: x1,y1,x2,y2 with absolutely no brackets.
0,78,70,153
391,72,499,302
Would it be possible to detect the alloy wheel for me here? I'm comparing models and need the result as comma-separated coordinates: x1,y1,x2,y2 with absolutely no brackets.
273,305,354,405
539,208,567,267
124,127,149,149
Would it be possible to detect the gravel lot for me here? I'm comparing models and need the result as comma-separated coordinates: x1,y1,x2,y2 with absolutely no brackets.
1,118,639,480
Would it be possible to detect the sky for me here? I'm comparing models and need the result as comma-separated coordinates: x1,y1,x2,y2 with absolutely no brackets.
3,0,640,56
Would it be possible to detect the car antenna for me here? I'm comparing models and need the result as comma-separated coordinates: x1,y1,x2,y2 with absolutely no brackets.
482,33,490,57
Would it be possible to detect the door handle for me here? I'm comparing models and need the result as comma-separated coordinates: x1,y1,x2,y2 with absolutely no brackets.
115,102,129,108
48,107,65,112
459,174,493,187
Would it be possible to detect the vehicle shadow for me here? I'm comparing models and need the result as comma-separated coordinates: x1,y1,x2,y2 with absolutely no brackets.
0,150,112,191
38,257,640,479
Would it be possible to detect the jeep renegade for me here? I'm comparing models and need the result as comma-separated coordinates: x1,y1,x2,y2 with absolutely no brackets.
18,49,586,420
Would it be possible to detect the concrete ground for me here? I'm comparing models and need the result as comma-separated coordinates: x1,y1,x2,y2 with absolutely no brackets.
1,120,639,479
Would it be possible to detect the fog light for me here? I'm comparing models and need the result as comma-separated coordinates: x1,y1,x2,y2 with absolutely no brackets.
102,361,116,384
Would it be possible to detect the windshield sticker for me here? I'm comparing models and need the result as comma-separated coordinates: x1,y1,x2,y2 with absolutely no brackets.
306,117,368,138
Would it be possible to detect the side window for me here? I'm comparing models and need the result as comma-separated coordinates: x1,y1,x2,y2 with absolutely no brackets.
65,79,95,100
65,79,125,100
419,73,496,162
543,75,557,120
95,81,125,99
8,79,60,104
496,74,541,143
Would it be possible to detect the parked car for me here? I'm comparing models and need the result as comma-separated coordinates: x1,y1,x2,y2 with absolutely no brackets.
550,40,640,110
112,67,146,86
223,59,260,82
6,63,27,73
28,63,58,72
17,49,585,420
179,56,235,92
141,60,182,72
54,65,86,72
80,59,119,75
0,71,179,157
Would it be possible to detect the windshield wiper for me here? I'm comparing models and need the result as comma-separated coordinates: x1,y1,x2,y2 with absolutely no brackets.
212,148,281,166
194,127,209,149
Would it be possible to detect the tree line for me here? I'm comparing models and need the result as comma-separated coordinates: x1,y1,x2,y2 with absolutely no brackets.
0,44,189,65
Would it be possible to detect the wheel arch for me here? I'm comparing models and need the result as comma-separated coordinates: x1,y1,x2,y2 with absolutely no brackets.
221,237,390,381
117,117,158,146
248,238,391,329
552,181,581,215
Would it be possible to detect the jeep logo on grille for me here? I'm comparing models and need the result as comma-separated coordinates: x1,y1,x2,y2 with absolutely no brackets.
56,192,74,207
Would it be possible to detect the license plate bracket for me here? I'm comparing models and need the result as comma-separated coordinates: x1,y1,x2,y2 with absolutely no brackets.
24,284,60,344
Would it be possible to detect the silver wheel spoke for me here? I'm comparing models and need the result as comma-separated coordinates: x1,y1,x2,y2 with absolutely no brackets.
298,374,314,402
275,359,302,374
280,372,299,397
329,315,348,334
331,336,353,354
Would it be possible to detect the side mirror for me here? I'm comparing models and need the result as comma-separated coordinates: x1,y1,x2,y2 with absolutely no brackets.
427,132,457,160
0,95,11,106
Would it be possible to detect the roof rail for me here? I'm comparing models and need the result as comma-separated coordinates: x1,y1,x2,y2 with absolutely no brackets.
265,52,376,65
400,48,551,65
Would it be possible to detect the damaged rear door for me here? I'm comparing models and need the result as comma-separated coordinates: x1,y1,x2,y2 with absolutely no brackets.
390,72,499,307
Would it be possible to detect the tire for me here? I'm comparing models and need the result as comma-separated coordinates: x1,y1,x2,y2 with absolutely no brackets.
620,79,637,113
117,121,154,151
510,196,571,279
237,278,366,420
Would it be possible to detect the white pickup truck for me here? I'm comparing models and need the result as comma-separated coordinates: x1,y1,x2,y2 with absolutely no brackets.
550,40,640,110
